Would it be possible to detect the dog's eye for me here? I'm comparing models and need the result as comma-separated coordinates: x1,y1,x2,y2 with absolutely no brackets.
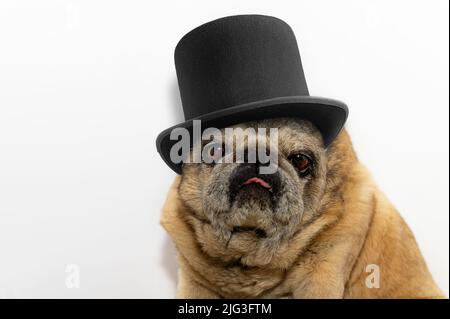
202,142,224,164
288,153,312,176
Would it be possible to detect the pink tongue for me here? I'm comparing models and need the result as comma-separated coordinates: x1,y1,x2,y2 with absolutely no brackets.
242,177,271,189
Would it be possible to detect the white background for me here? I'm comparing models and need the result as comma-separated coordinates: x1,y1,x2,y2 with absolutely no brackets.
0,0,448,298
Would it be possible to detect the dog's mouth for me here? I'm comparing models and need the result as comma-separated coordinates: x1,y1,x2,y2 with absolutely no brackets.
240,177,273,193
232,226,267,238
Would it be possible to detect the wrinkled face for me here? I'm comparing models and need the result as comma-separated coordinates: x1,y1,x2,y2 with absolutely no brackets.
179,118,328,266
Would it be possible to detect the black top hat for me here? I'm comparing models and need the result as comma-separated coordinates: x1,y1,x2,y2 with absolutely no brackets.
156,15,348,174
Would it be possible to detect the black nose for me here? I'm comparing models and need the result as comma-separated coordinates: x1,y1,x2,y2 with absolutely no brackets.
228,163,282,203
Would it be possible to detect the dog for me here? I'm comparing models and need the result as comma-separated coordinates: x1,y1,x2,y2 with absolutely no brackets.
160,118,444,298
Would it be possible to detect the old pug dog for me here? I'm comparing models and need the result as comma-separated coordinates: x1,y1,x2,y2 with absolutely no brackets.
156,15,443,298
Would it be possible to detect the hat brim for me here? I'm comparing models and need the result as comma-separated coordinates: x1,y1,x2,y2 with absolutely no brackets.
156,96,348,174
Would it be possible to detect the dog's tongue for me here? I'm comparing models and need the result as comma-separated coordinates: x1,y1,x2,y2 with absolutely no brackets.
242,177,271,189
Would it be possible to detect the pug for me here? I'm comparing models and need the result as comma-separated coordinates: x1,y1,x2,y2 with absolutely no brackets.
160,118,444,298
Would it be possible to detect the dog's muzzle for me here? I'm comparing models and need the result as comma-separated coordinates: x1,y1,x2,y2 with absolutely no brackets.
228,163,282,204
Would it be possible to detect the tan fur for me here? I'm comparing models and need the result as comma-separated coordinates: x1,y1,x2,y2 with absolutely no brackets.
160,129,444,298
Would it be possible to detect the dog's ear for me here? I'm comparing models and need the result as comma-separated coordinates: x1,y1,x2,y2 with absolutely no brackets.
160,177,183,235
160,176,208,261
326,129,357,172
321,129,357,201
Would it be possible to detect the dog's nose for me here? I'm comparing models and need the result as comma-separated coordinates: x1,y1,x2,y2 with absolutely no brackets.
228,163,281,202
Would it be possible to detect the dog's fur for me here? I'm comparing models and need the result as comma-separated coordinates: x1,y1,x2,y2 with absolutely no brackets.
160,119,444,298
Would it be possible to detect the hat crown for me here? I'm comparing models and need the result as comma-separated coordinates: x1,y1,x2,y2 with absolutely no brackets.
175,15,309,120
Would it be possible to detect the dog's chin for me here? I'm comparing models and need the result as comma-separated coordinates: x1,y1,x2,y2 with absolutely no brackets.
190,213,301,268
232,186,276,211
224,203,277,239
202,208,300,267
214,223,295,267
231,225,267,238
195,180,304,267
